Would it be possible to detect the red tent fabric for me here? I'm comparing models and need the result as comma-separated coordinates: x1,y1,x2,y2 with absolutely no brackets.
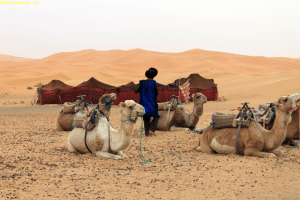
37,74,218,105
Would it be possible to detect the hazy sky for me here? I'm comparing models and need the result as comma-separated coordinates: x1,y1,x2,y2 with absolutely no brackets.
1,0,299,58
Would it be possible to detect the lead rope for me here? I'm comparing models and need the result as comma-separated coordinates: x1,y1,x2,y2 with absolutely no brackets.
140,118,151,164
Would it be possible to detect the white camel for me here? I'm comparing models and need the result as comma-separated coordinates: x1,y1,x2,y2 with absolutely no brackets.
67,100,145,159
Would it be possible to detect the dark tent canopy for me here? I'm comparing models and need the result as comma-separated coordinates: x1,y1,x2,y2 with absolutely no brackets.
117,81,170,89
168,73,216,89
76,77,117,90
118,81,136,89
40,80,73,91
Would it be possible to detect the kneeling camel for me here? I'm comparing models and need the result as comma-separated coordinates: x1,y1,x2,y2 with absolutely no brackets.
156,93,207,131
56,93,117,131
196,94,300,158
67,100,145,159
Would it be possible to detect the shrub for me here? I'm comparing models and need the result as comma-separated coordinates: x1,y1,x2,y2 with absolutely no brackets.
27,86,33,90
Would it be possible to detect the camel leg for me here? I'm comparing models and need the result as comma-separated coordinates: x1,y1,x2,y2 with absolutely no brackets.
269,148,284,157
117,151,128,159
95,151,122,160
196,134,215,154
244,148,277,158
277,146,285,150
56,120,64,131
170,126,190,132
67,136,78,153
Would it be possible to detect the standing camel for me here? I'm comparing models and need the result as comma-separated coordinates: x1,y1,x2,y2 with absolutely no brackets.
196,94,300,158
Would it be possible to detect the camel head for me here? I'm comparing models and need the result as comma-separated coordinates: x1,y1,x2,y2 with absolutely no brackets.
118,100,145,122
191,93,207,117
288,93,300,108
274,94,300,113
192,93,207,106
99,93,117,105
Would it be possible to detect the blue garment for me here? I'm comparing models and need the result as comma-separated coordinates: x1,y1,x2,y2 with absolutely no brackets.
138,80,159,117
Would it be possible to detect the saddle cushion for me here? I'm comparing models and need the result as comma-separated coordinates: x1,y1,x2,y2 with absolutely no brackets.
74,111,88,128
212,112,250,129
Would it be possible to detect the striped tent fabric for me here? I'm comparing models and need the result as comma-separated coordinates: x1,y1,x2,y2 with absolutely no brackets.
179,79,190,102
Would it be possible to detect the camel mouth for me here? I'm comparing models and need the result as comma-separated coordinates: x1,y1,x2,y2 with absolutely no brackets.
296,101,300,108
290,107,298,112
137,109,146,116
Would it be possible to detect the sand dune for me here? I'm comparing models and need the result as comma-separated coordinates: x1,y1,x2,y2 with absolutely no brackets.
0,48,300,105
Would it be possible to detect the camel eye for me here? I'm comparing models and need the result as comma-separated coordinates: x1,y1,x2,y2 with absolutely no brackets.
283,99,288,102
129,106,132,109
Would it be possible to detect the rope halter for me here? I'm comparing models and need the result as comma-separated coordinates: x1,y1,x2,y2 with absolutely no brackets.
120,104,144,123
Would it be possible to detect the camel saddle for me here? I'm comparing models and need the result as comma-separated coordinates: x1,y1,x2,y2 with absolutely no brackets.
212,104,275,129
62,102,77,114
212,112,251,129
61,100,86,114
158,100,178,111
74,109,104,131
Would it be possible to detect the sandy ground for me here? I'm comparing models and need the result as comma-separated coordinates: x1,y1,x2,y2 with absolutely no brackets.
1,49,300,199
1,102,300,200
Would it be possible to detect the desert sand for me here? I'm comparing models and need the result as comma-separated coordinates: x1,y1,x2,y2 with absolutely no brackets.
1,49,300,199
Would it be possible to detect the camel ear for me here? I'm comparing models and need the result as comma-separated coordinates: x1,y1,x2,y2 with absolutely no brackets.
99,94,106,103
118,102,125,107
192,94,195,99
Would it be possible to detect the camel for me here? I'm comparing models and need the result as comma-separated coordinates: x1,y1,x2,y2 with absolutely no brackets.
196,94,300,158
67,100,145,159
156,93,207,131
285,109,299,144
56,93,117,131
255,95,300,145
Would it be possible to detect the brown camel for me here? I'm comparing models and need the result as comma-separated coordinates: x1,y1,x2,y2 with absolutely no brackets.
256,94,300,144
56,93,117,131
156,93,207,131
285,109,299,144
196,94,300,158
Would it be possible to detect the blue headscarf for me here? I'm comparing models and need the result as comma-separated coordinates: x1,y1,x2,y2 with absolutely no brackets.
139,80,159,117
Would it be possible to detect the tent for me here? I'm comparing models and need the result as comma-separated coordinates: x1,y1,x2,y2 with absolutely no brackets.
168,73,216,89
40,80,73,91
76,77,116,89
37,73,218,105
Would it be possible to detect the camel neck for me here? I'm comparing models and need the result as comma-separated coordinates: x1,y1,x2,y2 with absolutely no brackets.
186,104,203,127
264,110,291,150
110,119,134,152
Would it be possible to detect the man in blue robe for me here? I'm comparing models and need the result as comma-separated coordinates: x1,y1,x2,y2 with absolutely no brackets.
135,68,160,136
